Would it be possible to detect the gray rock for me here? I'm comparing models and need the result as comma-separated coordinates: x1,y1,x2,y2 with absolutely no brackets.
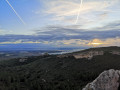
83,69,120,90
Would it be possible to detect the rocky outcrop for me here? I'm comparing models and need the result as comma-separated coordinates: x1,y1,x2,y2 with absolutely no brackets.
57,55,69,58
19,58,27,62
111,51,120,55
83,69,120,90
57,50,120,60
74,51,104,60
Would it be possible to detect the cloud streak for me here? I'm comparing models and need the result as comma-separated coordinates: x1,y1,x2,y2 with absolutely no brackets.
43,0,118,24
6,0,26,25
75,0,83,24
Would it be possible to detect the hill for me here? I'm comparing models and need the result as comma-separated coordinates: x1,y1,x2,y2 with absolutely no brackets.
0,46,120,90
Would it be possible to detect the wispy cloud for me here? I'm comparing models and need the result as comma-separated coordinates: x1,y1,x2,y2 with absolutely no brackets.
42,0,118,25
0,20,120,47
95,20,120,30
0,36,120,47
6,0,26,25
0,40,41,44
0,27,5,34
75,0,83,24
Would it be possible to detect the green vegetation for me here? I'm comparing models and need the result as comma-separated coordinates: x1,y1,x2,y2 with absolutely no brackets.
0,47,120,90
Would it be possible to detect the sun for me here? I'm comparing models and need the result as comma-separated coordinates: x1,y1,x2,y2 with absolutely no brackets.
91,43,103,45
88,39,104,47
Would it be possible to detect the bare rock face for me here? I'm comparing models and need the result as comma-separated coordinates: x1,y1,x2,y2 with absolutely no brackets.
74,51,104,60
111,51,120,55
83,69,120,90
19,58,27,62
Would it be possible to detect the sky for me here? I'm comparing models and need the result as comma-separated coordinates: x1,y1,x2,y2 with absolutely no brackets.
0,0,120,50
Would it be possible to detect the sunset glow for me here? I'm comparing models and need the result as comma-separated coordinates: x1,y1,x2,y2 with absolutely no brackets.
0,0,120,49
88,39,105,47
91,43,103,45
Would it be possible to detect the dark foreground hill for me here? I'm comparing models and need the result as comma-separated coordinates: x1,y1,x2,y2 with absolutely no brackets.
0,46,120,90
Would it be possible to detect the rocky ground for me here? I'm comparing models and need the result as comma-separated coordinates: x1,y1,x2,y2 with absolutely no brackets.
83,69,120,90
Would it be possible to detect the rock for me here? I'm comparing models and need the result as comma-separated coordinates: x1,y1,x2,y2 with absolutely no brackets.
57,55,69,58
74,51,104,60
111,51,120,55
19,58,27,62
82,69,120,90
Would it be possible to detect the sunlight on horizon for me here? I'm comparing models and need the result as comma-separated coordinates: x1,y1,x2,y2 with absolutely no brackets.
88,39,106,47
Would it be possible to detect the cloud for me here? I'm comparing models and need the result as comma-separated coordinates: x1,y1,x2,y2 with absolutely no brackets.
34,22,120,40
0,27,5,34
1,20,120,42
0,28,120,47
99,12,108,20
88,37,120,47
0,26,14,35
0,40,41,44
0,19,120,47
41,0,118,24
0,37,120,48
95,20,120,30
0,30,3,33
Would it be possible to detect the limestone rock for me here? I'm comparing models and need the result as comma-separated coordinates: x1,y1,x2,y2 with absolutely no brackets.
74,51,104,60
83,69,120,90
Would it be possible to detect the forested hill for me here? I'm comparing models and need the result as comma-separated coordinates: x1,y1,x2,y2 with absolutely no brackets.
0,46,120,90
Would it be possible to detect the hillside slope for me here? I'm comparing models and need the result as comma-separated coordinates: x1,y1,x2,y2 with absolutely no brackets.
0,46,120,90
